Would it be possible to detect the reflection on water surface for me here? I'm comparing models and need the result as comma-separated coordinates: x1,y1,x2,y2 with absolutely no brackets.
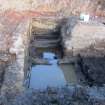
28,64,77,89
30,65,66,89
26,52,77,89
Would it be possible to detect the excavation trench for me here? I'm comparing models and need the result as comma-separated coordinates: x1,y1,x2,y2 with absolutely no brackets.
24,18,80,90
24,18,103,90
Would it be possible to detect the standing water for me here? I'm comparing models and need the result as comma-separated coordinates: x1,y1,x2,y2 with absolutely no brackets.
30,65,66,89
26,52,78,90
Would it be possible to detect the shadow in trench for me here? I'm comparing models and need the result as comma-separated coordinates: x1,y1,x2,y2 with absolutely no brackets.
77,56,105,86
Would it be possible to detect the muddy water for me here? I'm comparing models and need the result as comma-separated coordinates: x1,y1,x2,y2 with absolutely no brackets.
28,63,77,89
29,65,66,89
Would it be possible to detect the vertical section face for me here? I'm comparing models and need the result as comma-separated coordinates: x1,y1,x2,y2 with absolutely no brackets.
30,18,63,60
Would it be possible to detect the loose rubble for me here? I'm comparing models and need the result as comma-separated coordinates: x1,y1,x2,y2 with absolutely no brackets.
10,85,105,105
